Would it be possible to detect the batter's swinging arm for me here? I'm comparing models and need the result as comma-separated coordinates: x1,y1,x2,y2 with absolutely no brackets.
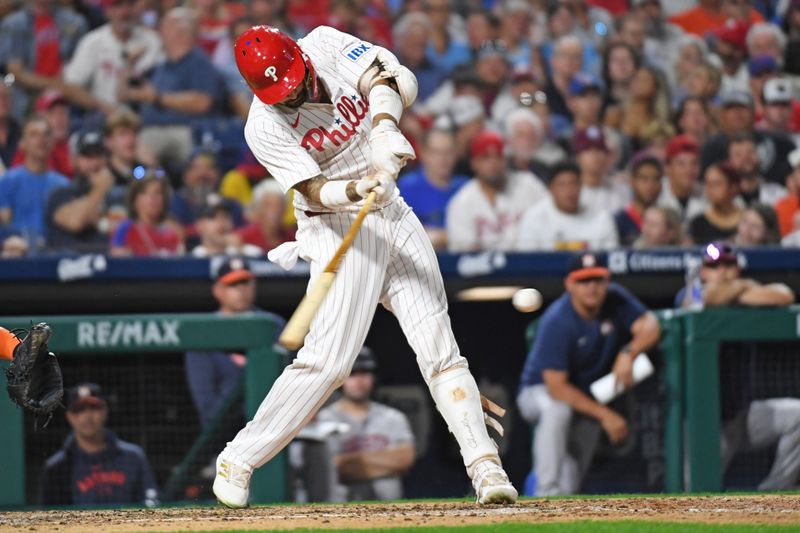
279,191,378,350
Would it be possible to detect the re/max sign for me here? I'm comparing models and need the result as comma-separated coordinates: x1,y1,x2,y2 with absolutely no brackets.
77,320,181,348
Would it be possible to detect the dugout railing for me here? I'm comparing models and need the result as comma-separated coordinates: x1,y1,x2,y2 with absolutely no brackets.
659,305,800,493
526,305,800,494
0,313,286,507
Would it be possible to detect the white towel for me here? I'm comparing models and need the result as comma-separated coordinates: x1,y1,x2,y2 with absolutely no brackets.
267,241,301,271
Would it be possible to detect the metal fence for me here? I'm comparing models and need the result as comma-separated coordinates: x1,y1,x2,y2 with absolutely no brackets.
0,313,285,507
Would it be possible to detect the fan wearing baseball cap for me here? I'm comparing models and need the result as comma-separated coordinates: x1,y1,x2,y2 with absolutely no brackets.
11,91,73,178
445,130,547,252
757,78,800,137
656,135,706,222
431,94,487,174
701,87,796,186
517,252,661,496
46,130,116,253
573,126,627,214
40,383,159,506
711,20,750,91
565,74,603,138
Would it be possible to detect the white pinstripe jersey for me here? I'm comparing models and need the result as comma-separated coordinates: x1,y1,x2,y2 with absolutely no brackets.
244,26,397,213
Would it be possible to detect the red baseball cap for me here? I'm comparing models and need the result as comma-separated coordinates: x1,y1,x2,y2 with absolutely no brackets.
236,149,268,181
665,134,699,162
572,126,607,154
35,89,68,112
470,130,505,158
713,19,750,51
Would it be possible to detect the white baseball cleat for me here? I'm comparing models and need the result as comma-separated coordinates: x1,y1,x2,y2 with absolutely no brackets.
212,453,253,508
471,459,518,505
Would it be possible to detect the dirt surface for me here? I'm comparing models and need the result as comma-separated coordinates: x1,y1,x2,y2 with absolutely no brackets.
2,495,799,533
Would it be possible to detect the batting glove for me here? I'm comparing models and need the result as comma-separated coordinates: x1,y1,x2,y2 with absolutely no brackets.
355,177,379,198
370,171,396,203
369,119,415,178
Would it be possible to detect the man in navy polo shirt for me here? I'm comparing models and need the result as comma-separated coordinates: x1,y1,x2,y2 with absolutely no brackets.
118,7,224,172
516,252,661,496
185,258,285,428
40,383,158,506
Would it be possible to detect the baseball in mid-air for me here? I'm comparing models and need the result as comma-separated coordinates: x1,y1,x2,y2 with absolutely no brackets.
512,288,543,313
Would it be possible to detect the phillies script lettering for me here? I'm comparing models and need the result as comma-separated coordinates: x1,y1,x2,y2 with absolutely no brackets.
476,213,523,241
301,96,369,152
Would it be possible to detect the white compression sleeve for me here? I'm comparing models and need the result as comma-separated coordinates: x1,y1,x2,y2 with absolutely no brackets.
368,84,403,123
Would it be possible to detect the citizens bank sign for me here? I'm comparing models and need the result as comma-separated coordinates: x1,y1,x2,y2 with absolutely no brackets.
77,320,181,348
607,251,727,275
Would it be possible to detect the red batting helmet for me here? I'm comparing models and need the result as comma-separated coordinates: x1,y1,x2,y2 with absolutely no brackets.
234,26,316,105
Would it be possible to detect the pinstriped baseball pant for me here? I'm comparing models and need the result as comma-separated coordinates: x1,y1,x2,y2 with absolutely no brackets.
225,198,468,469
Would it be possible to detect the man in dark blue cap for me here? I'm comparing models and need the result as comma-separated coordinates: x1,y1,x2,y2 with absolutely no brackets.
40,383,158,506
314,346,415,502
516,252,661,495
701,88,795,185
556,72,610,155
566,73,604,134
675,242,795,308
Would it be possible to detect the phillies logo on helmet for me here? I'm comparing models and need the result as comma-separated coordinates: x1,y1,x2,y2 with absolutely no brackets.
264,66,278,82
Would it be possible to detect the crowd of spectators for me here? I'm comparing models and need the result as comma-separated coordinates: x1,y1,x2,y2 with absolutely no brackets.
2,0,800,258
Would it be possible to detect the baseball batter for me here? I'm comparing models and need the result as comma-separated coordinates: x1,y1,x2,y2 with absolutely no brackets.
212,25,517,506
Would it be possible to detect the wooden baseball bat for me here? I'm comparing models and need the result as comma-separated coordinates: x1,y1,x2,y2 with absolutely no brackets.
279,191,377,350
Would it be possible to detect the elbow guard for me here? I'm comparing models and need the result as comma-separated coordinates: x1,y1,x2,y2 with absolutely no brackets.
359,48,419,110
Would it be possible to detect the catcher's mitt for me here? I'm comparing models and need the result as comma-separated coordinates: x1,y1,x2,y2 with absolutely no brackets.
4,323,63,427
